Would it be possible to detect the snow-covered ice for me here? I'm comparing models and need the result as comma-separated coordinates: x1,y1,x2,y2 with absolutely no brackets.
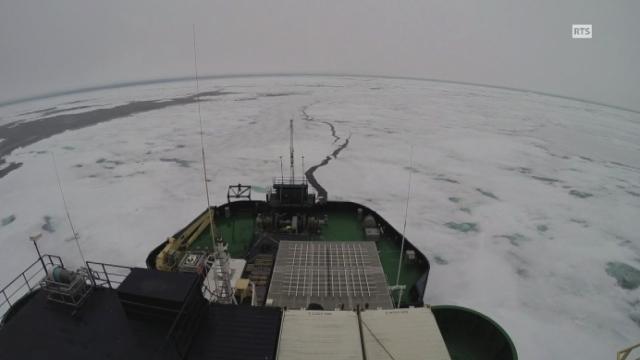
0,76,639,359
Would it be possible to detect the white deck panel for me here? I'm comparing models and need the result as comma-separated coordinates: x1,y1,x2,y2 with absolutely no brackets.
277,310,363,360
361,308,451,360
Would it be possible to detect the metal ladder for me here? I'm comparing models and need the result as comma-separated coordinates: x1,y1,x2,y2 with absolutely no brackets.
204,251,235,304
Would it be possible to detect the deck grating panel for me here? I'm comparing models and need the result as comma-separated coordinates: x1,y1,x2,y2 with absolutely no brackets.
267,241,392,310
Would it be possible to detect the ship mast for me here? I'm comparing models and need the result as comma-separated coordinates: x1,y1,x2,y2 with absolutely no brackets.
289,119,295,183
192,25,233,303
280,156,284,183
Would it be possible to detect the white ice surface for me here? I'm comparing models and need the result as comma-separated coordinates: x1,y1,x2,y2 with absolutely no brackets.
1,76,639,359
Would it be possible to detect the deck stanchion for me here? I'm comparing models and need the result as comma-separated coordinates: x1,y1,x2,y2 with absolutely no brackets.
22,273,31,291
102,263,112,289
3,291,11,307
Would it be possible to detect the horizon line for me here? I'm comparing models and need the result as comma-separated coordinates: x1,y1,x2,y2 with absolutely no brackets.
1,73,638,114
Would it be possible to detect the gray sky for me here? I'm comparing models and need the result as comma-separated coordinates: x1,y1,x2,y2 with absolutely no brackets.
1,0,639,111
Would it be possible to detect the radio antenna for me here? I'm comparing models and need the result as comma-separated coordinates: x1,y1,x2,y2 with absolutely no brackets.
51,152,86,264
192,25,234,303
192,25,215,245
280,156,284,183
289,119,295,183
394,146,413,292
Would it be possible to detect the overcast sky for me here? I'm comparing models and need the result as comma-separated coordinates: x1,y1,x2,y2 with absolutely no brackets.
1,0,638,111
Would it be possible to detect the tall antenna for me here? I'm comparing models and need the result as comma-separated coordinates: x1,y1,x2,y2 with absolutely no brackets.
280,156,284,183
289,119,295,183
395,146,414,290
192,25,233,303
51,152,86,264
301,155,305,177
192,25,216,247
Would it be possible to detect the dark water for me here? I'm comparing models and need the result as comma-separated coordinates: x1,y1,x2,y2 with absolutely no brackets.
0,90,232,179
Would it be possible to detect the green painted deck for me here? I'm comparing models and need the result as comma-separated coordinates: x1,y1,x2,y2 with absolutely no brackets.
188,215,255,258
376,239,424,305
320,211,365,241
186,210,423,304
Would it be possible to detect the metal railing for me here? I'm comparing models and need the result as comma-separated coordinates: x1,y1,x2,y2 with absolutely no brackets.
164,276,207,359
0,255,63,320
227,184,252,202
618,342,640,360
85,261,132,289
272,176,308,185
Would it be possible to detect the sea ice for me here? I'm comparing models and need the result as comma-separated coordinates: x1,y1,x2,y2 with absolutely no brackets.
0,76,638,359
